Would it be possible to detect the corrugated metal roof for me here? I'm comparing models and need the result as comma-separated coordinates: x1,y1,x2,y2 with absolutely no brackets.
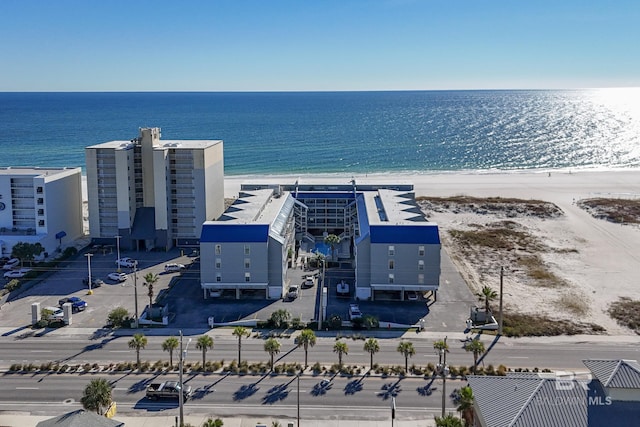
200,223,269,242
355,195,370,245
468,375,544,427
370,224,440,244
584,359,640,389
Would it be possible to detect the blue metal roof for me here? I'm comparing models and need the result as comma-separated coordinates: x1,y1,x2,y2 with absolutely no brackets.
200,223,270,243
370,224,440,244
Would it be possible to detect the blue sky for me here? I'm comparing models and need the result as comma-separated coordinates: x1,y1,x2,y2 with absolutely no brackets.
1,0,638,91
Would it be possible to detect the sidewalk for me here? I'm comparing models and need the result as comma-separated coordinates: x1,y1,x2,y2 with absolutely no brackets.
0,413,438,427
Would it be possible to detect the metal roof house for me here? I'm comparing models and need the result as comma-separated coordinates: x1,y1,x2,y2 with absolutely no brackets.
200,180,440,300
467,359,640,427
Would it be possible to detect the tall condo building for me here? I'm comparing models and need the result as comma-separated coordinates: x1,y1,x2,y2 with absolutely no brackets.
0,167,83,256
85,127,224,251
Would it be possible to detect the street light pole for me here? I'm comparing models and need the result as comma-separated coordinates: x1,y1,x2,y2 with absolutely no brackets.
498,266,504,335
115,235,121,272
438,336,449,418
178,330,191,427
133,265,139,328
84,253,93,293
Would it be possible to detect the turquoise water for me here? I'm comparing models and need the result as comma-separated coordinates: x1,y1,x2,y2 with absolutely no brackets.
0,90,639,174
312,242,331,256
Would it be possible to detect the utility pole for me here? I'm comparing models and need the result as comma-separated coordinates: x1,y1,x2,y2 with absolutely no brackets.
115,235,121,272
498,266,504,335
297,371,301,426
133,265,139,328
179,330,184,427
438,336,449,418
84,253,93,294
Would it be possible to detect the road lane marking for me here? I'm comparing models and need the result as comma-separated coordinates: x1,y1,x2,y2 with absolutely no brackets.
109,350,130,353
30,350,52,353
508,356,529,359
16,387,39,390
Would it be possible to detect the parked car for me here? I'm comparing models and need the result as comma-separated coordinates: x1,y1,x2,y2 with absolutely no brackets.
337,280,350,296
2,258,20,270
58,296,88,312
4,268,31,279
108,272,127,282
115,257,137,268
406,291,418,301
82,277,104,288
164,263,185,273
302,275,315,288
348,303,362,320
43,306,65,321
287,285,299,300
209,289,223,298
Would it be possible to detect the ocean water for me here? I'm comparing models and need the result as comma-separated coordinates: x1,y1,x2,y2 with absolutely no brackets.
0,89,639,175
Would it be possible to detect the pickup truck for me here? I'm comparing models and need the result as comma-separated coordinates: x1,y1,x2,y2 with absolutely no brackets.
146,381,192,400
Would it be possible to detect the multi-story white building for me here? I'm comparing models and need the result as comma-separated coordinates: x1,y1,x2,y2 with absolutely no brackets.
200,181,440,300
85,127,224,251
0,167,83,257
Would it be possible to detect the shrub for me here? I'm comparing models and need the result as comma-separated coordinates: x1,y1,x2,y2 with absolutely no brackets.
107,307,130,328
327,314,342,330
312,362,323,374
5,279,21,292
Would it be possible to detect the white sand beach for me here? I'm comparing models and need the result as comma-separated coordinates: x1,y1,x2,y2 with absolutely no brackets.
225,169,640,334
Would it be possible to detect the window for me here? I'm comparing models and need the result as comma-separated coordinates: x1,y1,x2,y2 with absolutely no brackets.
245,272,251,282
215,244,221,255
388,246,395,256
244,244,250,255
418,274,425,284
418,260,424,271
36,187,43,194
244,258,251,269
388,274,395,284
216,273,222,282
388,259,395,270
418,246,425,256
37,209,44,216
37,198,43,205
38,220,45,227
215,258,221,269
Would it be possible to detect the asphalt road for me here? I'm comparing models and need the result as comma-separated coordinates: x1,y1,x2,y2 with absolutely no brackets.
1,333,638,372
0,371,465,420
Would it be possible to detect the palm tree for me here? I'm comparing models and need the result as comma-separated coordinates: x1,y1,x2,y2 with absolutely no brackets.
232,326,251,365
476,285,498,314
324,234,341,261
465,338,485,374
296,329,317,369
333,340,349,367
433,338,449,366
434,413,464,427
80,378,112,414
363,338,380,370
264,337,281,371
196,335,214,368
143,272,159,317
162,336,179,368
456,386,475,427
397,341,416,372
128,333,147,371
269,309,291,329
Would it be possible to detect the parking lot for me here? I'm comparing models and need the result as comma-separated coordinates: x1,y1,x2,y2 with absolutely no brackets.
1,243,476,334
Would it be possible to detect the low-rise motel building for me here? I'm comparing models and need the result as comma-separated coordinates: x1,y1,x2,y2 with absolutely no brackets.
200,180,441,300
